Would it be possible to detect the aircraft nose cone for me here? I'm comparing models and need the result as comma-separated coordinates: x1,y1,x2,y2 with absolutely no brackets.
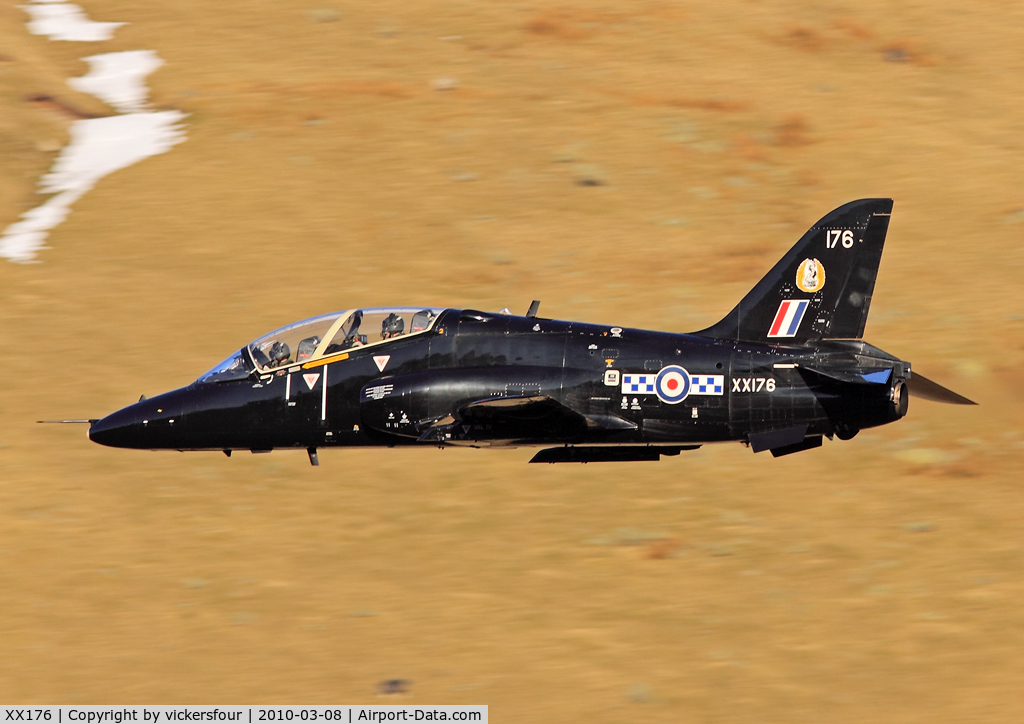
88,406,140,448
88,392,185,449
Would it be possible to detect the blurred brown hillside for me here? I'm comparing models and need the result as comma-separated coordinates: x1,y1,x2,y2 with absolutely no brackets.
1,1,1023,720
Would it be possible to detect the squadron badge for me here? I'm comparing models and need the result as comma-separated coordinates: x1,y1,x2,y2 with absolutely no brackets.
796,258,825,293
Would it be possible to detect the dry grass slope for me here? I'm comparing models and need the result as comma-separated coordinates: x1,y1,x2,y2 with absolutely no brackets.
1,0,1023,719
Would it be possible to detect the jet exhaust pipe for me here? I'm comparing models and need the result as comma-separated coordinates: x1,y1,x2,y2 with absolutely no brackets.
892,379,909,419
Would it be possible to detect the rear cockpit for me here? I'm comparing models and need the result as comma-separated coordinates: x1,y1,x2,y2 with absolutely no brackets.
197,307,443,383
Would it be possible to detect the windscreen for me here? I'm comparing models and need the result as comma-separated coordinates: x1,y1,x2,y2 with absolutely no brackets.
197,349,252,383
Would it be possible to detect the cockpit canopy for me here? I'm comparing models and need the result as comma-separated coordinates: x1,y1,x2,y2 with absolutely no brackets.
197,307,443,383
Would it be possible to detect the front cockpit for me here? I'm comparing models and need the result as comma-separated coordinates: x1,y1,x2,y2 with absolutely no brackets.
196,307,444,383
248,311,342,370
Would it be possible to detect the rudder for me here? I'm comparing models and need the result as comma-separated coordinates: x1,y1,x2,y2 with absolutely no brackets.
694,198,893,344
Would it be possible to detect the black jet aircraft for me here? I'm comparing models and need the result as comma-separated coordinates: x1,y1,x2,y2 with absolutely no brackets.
75,199,975,464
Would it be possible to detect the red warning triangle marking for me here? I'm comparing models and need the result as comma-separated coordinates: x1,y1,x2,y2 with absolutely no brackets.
373,355,390,372
303,373,320,390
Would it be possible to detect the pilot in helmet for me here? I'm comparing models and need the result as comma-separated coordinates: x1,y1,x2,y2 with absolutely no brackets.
268,341,291,367
382,313,405,340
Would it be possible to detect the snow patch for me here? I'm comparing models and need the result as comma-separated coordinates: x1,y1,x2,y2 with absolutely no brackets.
0,109,186,263
21,1,124,42
69,51,166,113
2,5,187,263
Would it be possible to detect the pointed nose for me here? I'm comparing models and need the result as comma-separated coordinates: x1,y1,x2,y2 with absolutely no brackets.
88,392,185,449
88,406,140,448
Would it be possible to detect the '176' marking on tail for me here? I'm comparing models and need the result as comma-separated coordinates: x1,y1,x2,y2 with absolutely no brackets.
768,299,809,338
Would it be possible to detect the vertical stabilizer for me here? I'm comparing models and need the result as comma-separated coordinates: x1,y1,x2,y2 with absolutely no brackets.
694,199,893,344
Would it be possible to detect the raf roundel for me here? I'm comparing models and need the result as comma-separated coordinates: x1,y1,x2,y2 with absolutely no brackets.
655,365,691,404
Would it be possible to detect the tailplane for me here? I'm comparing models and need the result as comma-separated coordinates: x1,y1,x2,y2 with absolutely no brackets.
695,199,893,344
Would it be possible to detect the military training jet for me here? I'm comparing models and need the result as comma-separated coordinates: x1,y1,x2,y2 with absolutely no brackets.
70,198,975,463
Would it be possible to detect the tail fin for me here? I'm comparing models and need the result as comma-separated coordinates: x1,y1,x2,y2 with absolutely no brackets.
694,198,893,344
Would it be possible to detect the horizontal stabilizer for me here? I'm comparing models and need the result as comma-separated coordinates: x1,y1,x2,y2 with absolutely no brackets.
38,419,99,424
907,373,977,405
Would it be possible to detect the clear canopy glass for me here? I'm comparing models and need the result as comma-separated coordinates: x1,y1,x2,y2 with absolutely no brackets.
247,312,343,370
322,307,442,355
193,307,446,378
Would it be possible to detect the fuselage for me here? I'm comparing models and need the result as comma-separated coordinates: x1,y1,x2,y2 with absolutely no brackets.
87,307,909,454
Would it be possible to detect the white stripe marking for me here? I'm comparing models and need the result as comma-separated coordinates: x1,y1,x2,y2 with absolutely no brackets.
321,365,328,421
